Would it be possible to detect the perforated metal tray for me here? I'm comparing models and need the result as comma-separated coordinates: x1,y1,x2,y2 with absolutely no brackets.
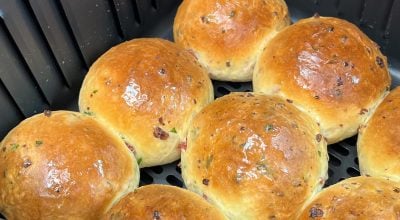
0,0,400,218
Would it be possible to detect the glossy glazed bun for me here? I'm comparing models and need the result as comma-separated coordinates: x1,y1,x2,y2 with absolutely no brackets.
79,38,214,167
181,92,328,219
174,0,290,82
297,176,400,219
253,16,391,144
103,184,227,220
0,111,139,219
358,86,400,182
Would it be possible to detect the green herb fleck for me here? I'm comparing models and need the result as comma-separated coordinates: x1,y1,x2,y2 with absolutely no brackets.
137,158,143,166
90,90,98,97
170,128,177,133
206,155,214,168
265,124,274,132
35,140,43,147
10,144,19,151
83,111,94,116
318,150,321,157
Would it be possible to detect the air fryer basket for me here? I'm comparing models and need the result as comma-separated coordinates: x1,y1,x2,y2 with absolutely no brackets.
0,0,399,218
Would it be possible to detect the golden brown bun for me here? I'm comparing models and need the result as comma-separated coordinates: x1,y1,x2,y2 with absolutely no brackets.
79,38,214,167
297,176,400,219
0,111,139,219
358,87,400,182
181,92,328,219
253,16,391,144
174,0,290,82
103,184,227,220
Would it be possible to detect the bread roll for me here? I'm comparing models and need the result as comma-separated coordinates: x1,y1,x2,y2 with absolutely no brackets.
181,92,328,219
253,16,391,144
103,184,227,219
297,176,400,219
79,38,214,167
174,0,290,82
358,86,400,181
0,111,139,219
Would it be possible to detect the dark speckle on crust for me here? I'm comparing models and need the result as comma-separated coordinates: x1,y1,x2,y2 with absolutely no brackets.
201,16,209,24
229,10,236,18
158,68,166,75
125,142,136,154
23,159,32,168
376,56,385,68
310,206,324,218
316,134,322,142
153,210,161,220
153,127,169,140
336,77,344,86
158,117,165,126
359,108,368,115
44,110,52,117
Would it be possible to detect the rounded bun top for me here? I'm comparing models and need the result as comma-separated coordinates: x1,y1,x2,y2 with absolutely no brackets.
182,92,328,219
79,38,214,167
297,176,400,219
174,0,290,81
358,86,400,182
103,184,227,220
254,16,391,144
0,111,139,219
